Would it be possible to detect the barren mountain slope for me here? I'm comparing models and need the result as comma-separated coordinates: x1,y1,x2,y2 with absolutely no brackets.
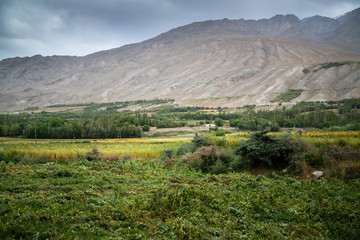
1,9,360,111
0,34,359,111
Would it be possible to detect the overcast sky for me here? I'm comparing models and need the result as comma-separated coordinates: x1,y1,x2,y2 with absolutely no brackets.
0,0,359,60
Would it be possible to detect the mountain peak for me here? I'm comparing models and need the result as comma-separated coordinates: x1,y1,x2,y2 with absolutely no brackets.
336,7,360,23
270,14,300,23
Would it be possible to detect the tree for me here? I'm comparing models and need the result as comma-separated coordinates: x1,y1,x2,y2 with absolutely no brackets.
214,118,224,127
235,131,294,168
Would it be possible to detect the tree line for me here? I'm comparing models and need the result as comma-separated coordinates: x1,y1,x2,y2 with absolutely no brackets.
0,98,359,138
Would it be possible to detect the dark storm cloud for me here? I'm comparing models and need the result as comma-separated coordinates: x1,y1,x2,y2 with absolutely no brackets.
0,0,359,60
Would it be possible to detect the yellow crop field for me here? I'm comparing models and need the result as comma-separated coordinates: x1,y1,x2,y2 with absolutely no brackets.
224,131,360,148
300,131,359,138
293,131,360,148
0,137,191,159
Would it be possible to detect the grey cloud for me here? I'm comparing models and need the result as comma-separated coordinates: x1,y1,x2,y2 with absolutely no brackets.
0,0,359,60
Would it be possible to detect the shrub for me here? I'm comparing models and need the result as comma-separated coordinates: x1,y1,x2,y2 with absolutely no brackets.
142,125,150,132
163,157,176,169
161,149,174,161
211,159,228,174
214,118,224,127
305,149,324,168
215,129,226,136
230,156,247,172
85,146,103,161
197,146,218,171
192,134,213,149
325,145,359,162
214,137,226,146
182,146,219,173
288,139,360,180
176,143,194,156
235,131,294,168
344,162,360,180
218,148,235,166
182,152,203,171
209,126,218,131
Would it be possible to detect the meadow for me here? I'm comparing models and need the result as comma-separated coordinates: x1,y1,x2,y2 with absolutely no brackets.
0,131,360,239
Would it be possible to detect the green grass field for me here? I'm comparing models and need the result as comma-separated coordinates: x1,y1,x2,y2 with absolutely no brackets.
1,158,359,239
0,132,359,239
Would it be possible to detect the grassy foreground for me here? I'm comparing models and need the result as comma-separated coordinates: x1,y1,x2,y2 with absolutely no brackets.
1,157,359,239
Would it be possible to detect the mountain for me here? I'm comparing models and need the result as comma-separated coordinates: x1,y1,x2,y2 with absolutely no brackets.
0,8,360,111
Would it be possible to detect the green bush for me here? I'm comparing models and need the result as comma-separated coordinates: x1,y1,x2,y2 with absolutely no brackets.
191,134,213,149
215,129,226,136
214,118,224,127
218,148,235,166
161,149,174,161
230,156,246,171
211,159,228,174
182,146,218,173
142,125,150,131
197,146,218,171
235,131,294,168
213,137,226,146
175,143,194,156
182,152,203,171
